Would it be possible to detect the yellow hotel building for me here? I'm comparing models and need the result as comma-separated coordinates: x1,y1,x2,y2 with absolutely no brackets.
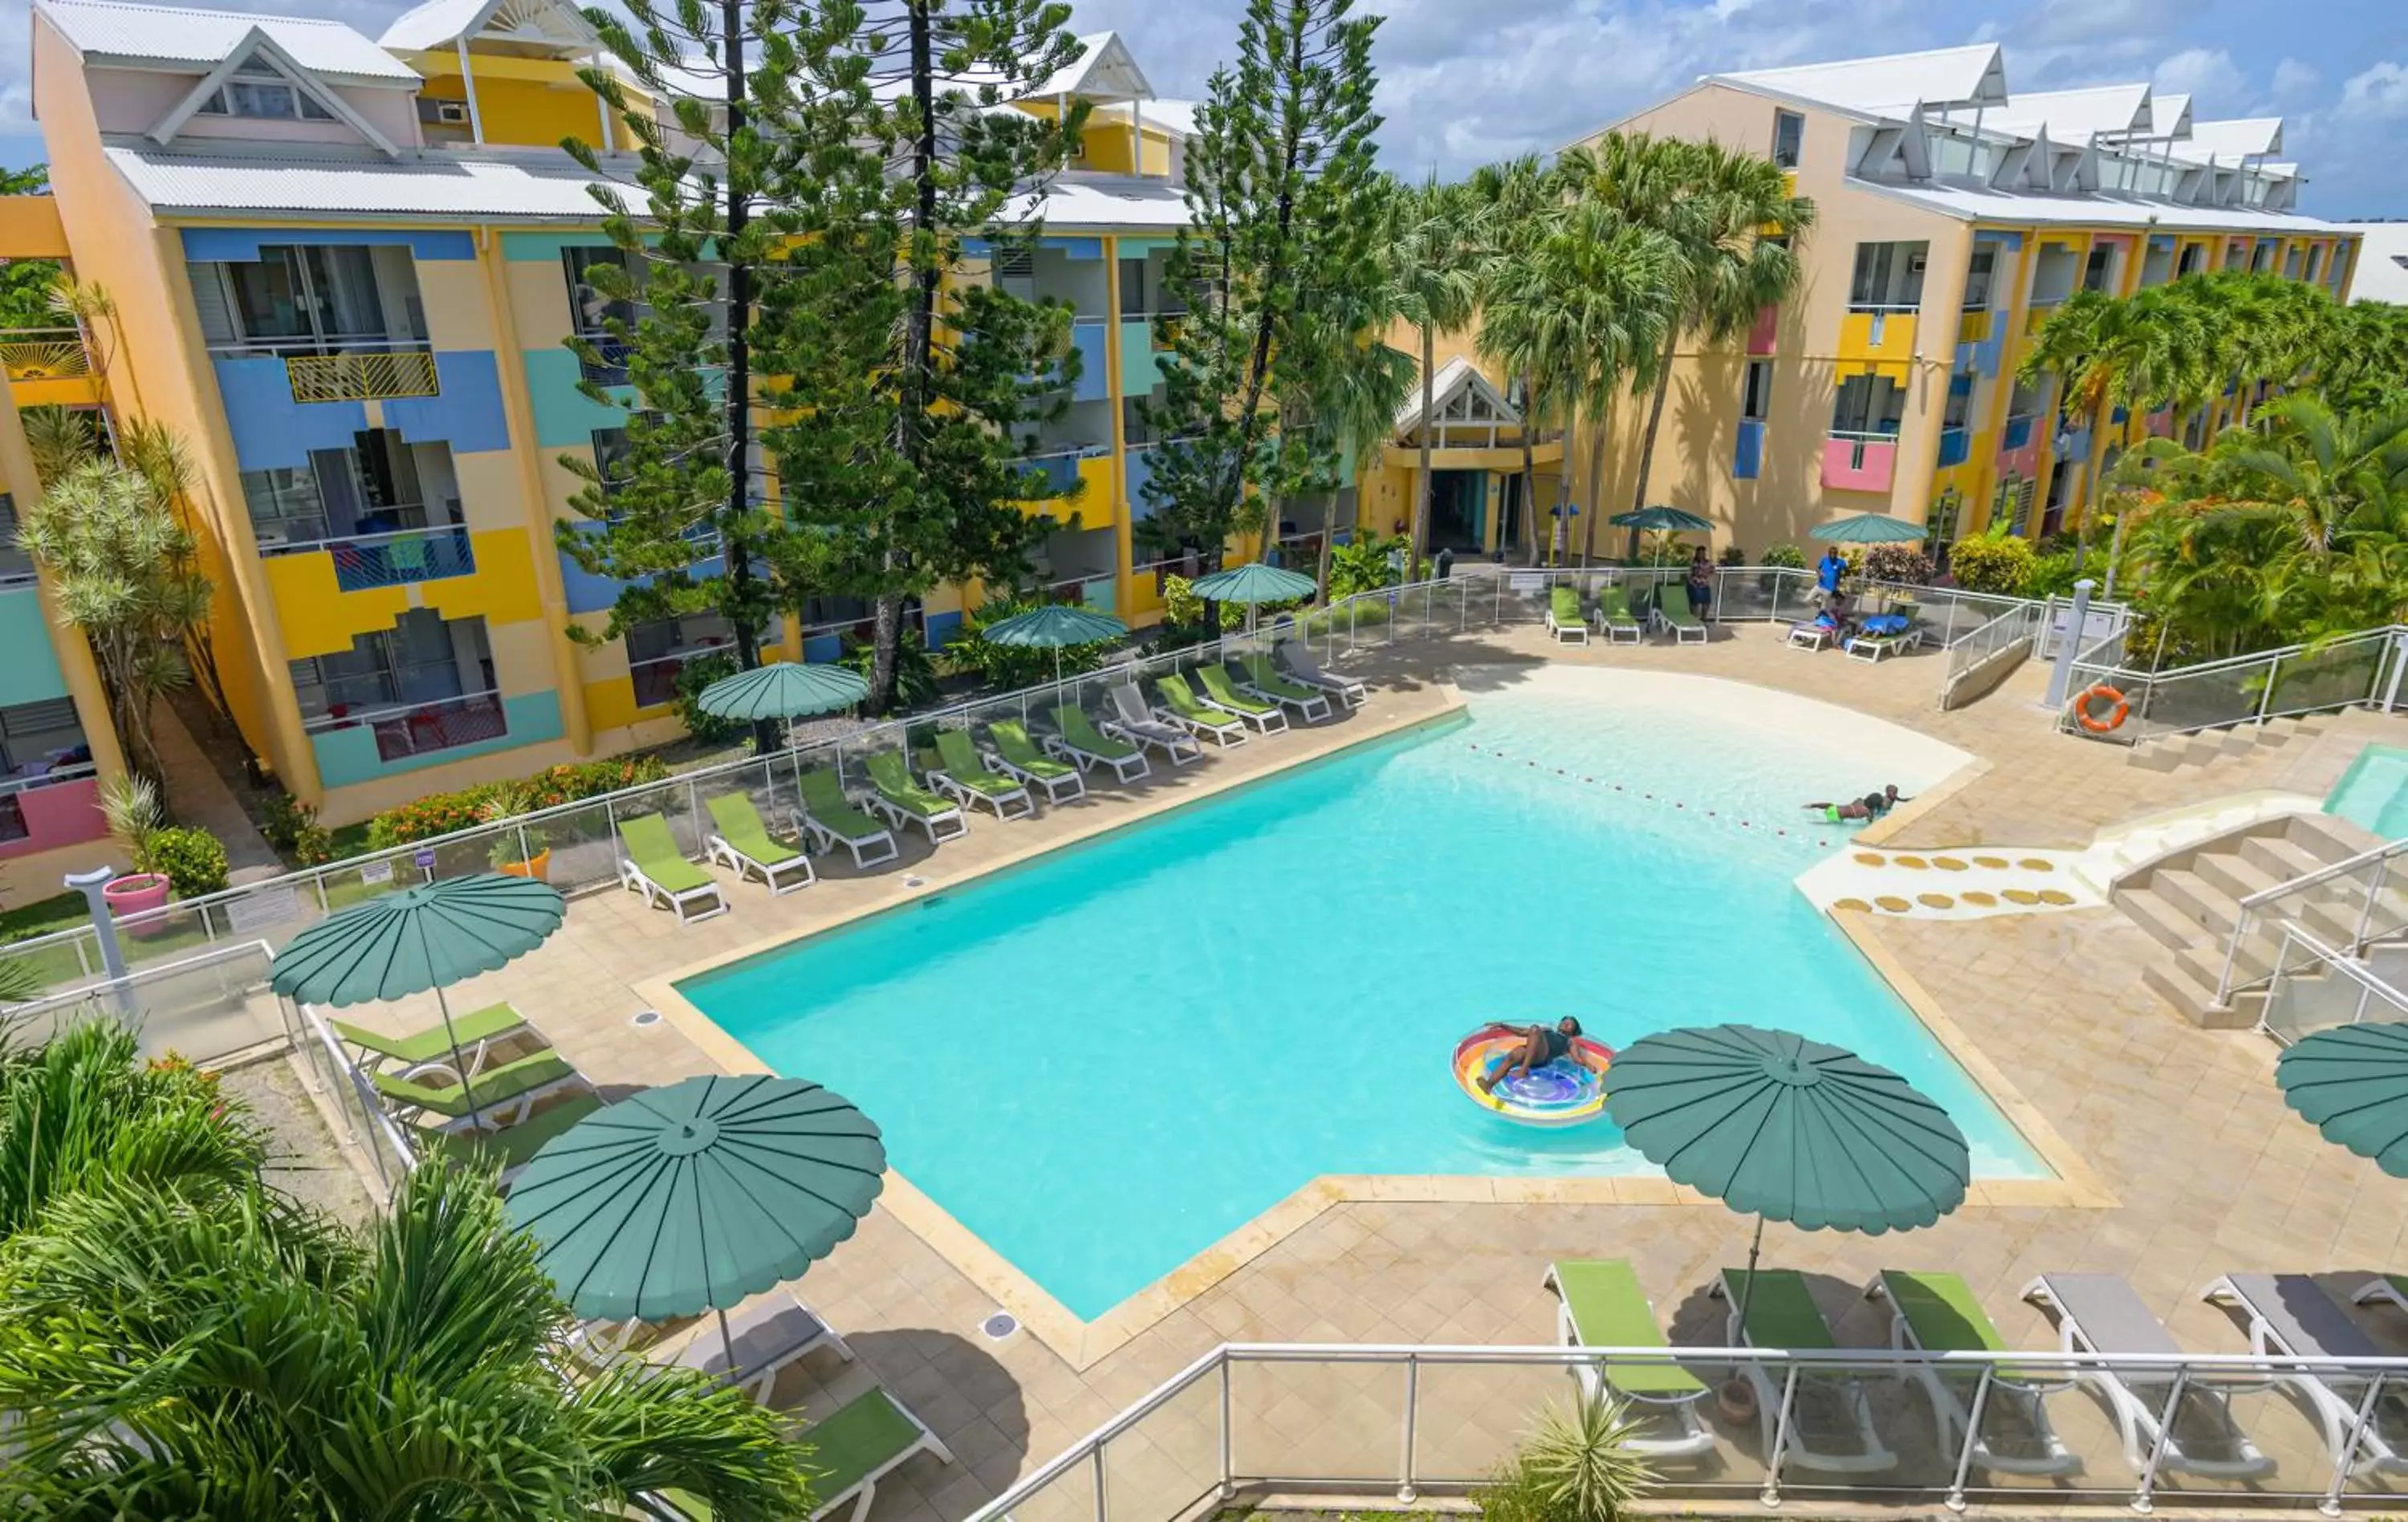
0,12,2361,892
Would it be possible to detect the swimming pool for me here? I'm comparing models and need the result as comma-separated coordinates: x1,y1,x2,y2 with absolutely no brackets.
681,668,2040,1321
2325,744,2408,838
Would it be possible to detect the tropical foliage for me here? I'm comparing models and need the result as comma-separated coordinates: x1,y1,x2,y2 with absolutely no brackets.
363,757,670,848
1945,525,2039,595
1476,1390,1656,1522
946,596,1119,690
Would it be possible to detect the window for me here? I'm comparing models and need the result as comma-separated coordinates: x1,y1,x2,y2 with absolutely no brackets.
289,610,486,720
2177,243,2204,277
590,428,633,497
2304,245,2324,284
1740,359,1772,421
195,68,336,122
1943,381,1973,432
1962,246,1996,309
1771,109,1804,170
562,246,638,336
0,494,30,582
1118,257,1149,318
2081,246,2113,292
0,698,89,777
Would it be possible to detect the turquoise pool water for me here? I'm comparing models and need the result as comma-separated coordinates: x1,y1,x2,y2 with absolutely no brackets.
681,674,2044,1321
2325,744,2408,838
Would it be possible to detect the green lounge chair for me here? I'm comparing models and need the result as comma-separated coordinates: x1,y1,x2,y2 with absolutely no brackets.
1544,1260,1714,1459
1654,583,1710,645
988,719,1086,804
1593,584,1643,643
703,793,815,896
928,730,1035,819
1869,1269,2080,1476
616,812,729,925
1237,654,1332,722
1196,664,1290,734
799,1388,955,1522
374,1046,590,1130
1719,1268,1898,1475
1153,673,1247,747
862,752,968,844
794,768,900,869
1049,705,1150,782
417,1093,604,1186
1546,584,1589,645
332,1000,530,1081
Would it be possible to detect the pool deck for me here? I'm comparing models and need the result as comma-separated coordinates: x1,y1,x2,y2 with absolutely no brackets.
322,623,2408,1520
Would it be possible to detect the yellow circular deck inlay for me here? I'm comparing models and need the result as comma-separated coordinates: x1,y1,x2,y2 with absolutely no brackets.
1893,856,1930,869
1918,893,1954,909
1961,890,1999,907
2037,889,2076,905
1874,895,1913,912
1853,853,1885,867
1932,857,1968,871
2018,858,2056,872
2003,888,2042,905
1974,856,2011,869
1832,897,1873,913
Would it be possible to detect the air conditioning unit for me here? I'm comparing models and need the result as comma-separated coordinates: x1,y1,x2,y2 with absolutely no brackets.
435,100,470,125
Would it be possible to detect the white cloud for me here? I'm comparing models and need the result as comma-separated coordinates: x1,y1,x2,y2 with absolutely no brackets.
2270,58,2321,102
2339,60,2408,121
2152,47,2247,107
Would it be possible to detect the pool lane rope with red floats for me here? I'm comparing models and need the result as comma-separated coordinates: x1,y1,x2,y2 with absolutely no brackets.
1460,739,1842,848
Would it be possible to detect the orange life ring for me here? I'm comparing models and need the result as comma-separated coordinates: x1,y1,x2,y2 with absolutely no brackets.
2075,683,2129,734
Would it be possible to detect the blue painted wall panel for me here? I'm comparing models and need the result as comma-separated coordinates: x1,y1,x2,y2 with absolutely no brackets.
182,227,475,263
801,632,842,663
924,610,962,649
1937,427,1971,468
1045,236,1105,261
1732,419,1764,480
1070,320,1110,403
384,351,512,454
213,357,369,471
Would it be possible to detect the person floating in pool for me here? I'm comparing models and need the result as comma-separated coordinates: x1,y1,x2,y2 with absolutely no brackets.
1479,1017,1589,1093
1803,783,1906,824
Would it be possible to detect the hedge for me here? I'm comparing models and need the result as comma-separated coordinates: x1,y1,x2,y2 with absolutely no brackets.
364,757,673,849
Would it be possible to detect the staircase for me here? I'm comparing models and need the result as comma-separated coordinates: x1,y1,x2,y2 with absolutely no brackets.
2121,711,2334,772
2114,812,2394,1028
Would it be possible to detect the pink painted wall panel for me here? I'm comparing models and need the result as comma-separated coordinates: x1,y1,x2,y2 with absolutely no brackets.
1820,437,1897,493
0,776,107,861
1747,305,1778,354
1996,442,2040,478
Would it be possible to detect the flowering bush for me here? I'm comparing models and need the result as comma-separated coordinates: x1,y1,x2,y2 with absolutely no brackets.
364,757,672,848
141,826,230,898
1861,543,1935,584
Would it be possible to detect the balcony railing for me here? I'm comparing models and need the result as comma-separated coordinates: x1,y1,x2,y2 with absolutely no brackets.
629,641,735,709
0,759,99,800
1016,446,1106,496
574,332,631,386
0,325,95,383
305,690,507,763
261,523,475,592
211,337,439,404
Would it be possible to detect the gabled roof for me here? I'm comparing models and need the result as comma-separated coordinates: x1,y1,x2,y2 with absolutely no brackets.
148,26,401,156
1993,83,2153,143
380,0,601,56
2186,117,2283,158
1393,357,1520,436
1031,31,1153,102
1716,43,2007,116
34,0,419,83
2151,94,2194,139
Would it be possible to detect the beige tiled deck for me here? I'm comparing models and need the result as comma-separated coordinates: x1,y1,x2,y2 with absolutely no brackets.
326,623,2408,1520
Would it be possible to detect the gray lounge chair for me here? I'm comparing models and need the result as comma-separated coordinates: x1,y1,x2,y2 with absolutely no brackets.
2024,1272,2276,1479
1275,641,1365,707
675,1290,855,1403
2203,1273,2408,1477
1107,683,1206,763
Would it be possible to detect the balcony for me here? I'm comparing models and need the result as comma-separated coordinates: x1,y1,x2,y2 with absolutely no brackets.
285,344,440,405
629,641,735,709
306,690,508,766
259,522,475,593
1820,433,1898,493
575,333,632,386
1955,308,1992,346
0,325,100,406
1837,307,1917,374
1937,425,1971,469
0,763,104,860
1017,448,1115,527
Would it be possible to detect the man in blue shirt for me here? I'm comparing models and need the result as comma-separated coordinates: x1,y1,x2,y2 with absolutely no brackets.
1816,547,1847,596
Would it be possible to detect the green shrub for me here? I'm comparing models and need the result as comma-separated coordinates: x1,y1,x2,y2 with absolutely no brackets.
1328,532,1405,598
1717,544,1746,567
671,652,745,745
259,791,334,865
364,757,672,848
2022,549,2085,597
840,626,940,709
1476,1390,1655,1522
1760,543,1807,570
946,596,1118,690
141,826,229,898
1946,531,2037,595
1861,543,1935,584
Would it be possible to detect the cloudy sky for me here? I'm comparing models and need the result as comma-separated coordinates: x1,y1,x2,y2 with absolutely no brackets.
2,0,2403,215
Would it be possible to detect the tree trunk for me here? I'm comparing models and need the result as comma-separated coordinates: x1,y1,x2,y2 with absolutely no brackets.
1582,406,1610,566
871,587,901,714
1629,327,1680,517
718,0,775,752
1409,323,1434,582
1314,511,1335,602
870,0,944,718
1515,372,1538,567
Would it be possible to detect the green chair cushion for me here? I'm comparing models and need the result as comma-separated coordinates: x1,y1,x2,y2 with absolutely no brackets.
1880,1269,2006,1353
1553,1260,1705,1398
376,1048,579,1118
1552,586,1580,620
797,770,885,839
1198,668,1275,714
1056,707,1137,759
804,1389,923,1497
866,753,951,817
332,1002,526,1064
620,814,714,893
990,722,1077,778
706,794,802,866
1722,1268,1835,1349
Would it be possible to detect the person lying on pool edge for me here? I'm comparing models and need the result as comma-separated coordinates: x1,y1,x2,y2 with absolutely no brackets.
1803,783,1906,823
1479,1017,1590,1093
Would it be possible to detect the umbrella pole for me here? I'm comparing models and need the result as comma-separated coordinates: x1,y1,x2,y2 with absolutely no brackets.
1733,1213,1767,1343
435,980,481,1129
718,1304,738,1375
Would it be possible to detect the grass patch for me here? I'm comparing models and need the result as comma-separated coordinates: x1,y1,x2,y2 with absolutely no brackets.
0,891,91,944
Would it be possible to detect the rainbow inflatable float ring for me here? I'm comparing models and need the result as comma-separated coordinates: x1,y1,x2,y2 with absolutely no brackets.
1452,1027,1614,1127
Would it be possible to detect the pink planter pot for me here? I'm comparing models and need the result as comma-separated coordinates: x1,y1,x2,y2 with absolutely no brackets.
102,872,173,938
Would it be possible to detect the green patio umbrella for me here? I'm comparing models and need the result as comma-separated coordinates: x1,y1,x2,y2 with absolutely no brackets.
269,873,567,1124
695,661,869,723
1604,1023,1970,1330
1191,562,1318,655
981,603,1130,702
506,1073,886,1368
2275,1022,2408,1178
1810,513,1928,544
1607,505,1713,567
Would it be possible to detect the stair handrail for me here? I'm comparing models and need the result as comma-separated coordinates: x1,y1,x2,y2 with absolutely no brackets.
2064,623,2408,743
2081,623,2408,686
2216,831,2408,1007
2256,918,2408,1042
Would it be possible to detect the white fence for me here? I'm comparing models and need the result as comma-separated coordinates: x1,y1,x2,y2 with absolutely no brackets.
968,1341,2408,1521
0,938,289,1065
2061,625,2408,745
2258,922,2408,1044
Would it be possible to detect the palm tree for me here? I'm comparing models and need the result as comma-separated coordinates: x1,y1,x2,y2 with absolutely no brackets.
2018,287,2195,540
1561,135,1814,526
2203,395,2408,555
1468,154,1561,564
1291,294,1413,600
0,1157,815,1518
1479,191,1680,564
1383,177,1483,580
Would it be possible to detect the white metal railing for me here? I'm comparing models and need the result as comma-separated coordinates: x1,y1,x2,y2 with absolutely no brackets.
295,1000,416,1198
1828,427,1904,442
964,1341,2408,1520
0,938,285,1066
0,759,99,797
2218,832,2408,1008
204,333,430,360
2064,625,2408,746
1940,600,2045,707
2258,920,2408,1044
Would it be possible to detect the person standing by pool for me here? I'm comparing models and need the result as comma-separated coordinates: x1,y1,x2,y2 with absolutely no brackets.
1479,1017,1588,1093
1816,546,1848,597
1685,547,1714,617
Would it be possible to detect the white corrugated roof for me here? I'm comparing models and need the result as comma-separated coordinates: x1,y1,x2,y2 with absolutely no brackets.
2338,223,2408,304
1717,43,2007,114
380,0,597,55
104,143,620,218
1863,177,2338,234
2186,117,2284,158
1993,83,2153,143
1022,176,1190,230
36,0,419,81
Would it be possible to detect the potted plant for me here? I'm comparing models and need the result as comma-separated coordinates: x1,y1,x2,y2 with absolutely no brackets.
98,775,173,935
488,820,551,881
